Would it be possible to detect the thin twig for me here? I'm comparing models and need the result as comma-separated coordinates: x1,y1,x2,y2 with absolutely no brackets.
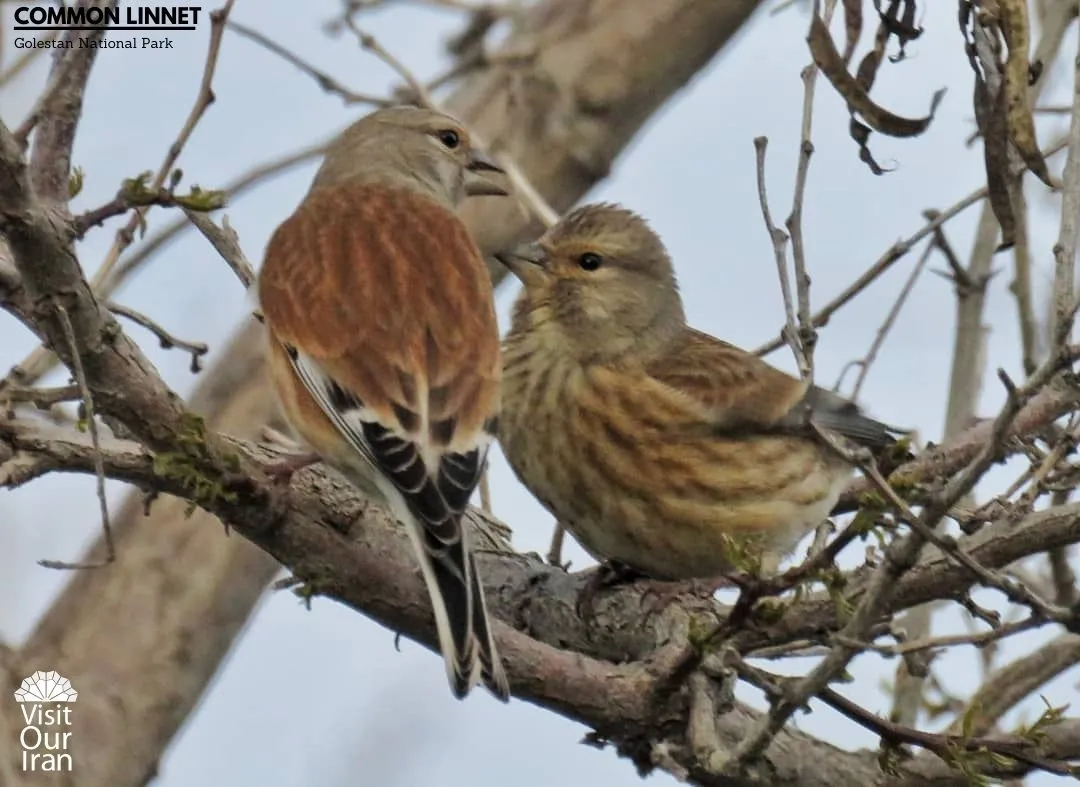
849,234,934,398
226,19,390,107
784,0,836,381
833,615,1043,657
753,136,807,377
754,136,1071,357
91,0,236,291
816,686,1073,777
0,31,58,90
106,301,210,373
951,632,1080,737
73,185,225,239
857,405,1075,627
890,3,1076,722
39,304,114,571
4,138,327,390
1051,22,1080,345
345,18,434,105
184,210,257,290
101,137,330,297
3,0,238,392
1010,181,1039,376
734,660,1075,778
0,384,81,411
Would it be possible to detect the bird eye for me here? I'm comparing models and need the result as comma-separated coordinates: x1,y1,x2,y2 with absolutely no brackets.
578,252,602,271
436,129,460,149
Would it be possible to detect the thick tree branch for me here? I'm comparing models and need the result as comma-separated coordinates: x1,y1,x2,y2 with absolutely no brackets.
5,407,1080,785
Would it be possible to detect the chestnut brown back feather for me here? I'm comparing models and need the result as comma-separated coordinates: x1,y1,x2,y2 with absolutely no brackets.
259,183,500,446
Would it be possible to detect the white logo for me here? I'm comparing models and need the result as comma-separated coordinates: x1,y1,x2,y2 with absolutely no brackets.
13,670,76,772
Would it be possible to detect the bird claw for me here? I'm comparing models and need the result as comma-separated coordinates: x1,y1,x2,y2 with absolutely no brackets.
575,561,643,619
262,451,321,486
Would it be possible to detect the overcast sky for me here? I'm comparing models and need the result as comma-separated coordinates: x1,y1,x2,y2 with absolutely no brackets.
2,1,1078,785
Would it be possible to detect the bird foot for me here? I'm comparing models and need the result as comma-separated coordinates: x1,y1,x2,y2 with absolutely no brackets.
260,425,302,450
262,451,321,486
575,561,644,619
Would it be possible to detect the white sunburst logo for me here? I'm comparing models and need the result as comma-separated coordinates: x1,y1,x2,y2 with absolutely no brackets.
13,670,76,773
13,671,78,704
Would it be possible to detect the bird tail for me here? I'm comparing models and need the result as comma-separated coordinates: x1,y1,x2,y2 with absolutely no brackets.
397,503,509,702
467,548,510,701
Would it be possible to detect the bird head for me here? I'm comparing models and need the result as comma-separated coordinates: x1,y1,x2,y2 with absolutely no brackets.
496,203,686,362
311,105,509,207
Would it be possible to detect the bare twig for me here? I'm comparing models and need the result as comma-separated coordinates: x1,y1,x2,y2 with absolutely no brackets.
838,377,1080,511
3,138,327,391
1010,181,1039,376
849,234,934,398
226,19,390,107
755,136,1071,357
861,454,1072,626
344,18,434,105
100,138,330,296
753,136,807,377
729,511,927,770
38,304,114,571
4,0,238,394
734,660,1075,779
73,184,225,239
91,0,236,291
834,615,1043,657
107,302,210,373
783,0,838,381
183,210,257,290
734,320,1077,769
817,687,1073,778
1051,23,1080,345
889,1,1077,724
1,384,81,410
0,31,58,91
952,633,1080,737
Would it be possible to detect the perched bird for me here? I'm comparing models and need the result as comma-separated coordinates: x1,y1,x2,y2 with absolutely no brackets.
496,203,901,582
258,105,511,701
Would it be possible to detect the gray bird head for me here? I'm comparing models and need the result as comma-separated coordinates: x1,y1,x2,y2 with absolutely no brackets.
311,105,508,208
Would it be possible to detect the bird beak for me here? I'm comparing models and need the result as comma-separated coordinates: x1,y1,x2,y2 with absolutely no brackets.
463,149,509,197
494,241,549,285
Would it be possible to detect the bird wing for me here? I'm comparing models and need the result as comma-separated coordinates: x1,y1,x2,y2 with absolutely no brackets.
258,183,505,698
645,329,897,450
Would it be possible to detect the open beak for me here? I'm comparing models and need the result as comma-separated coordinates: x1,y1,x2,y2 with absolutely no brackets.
463,149,509,197
494,241,548,285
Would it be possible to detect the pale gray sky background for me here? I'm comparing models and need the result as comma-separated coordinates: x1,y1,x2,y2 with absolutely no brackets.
2,1,1077,784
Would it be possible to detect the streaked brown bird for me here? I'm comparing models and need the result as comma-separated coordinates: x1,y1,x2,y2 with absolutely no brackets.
257,105,511,701
496,203,900,582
